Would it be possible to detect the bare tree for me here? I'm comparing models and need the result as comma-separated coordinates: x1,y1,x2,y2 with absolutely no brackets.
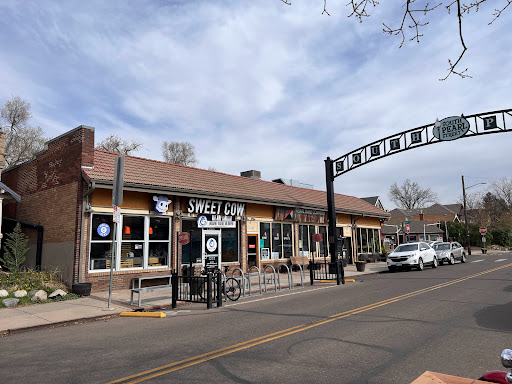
96,134,142,155
490,177,512,208
0,96,46,167
282,0,511,80
388,179,438,209
161,141,197,166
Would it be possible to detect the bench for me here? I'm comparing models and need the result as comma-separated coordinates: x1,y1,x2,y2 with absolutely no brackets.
130,284,172,307
131,274,172,289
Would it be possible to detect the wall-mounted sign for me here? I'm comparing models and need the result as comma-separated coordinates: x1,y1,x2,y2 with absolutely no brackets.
312,233,323,242
97,223,110,237
275,207,294,221
206,237,218,252
187,198,245,216
153,195,171,213
197,215,236,228
433,116,470,141
178,232,190,245
295,208,327,224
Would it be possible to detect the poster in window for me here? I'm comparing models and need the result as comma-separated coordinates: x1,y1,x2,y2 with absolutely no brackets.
261,248,270,260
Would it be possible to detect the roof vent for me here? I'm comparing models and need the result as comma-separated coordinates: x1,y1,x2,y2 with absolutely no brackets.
240,170,261,179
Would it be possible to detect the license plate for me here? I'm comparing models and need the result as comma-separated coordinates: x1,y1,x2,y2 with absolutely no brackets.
396,263,402,266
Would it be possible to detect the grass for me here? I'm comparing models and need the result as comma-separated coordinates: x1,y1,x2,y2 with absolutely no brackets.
0,268,80,308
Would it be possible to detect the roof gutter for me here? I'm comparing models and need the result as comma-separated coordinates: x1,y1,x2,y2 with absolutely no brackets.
87,179,390,219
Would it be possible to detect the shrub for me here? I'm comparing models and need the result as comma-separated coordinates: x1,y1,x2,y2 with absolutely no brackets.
0,223,30,274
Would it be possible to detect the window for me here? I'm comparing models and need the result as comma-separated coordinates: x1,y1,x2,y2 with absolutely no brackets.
357,228,382,255
222,228,238,262
260,222,294,259
299,225,309,257
283,224,292,258
271,223,282,259
89,213,171,271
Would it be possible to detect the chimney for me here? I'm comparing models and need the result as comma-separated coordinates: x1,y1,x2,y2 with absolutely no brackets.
419,212,424,221
240,170,261,180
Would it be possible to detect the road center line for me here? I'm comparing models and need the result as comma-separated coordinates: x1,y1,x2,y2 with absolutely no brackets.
495,259,507,262
106,263,512,384
471,259,484,263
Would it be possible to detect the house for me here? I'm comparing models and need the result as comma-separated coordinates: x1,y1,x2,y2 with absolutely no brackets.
1,125,390,291
388,203,463,225
361,196,385,211
382,220,444,247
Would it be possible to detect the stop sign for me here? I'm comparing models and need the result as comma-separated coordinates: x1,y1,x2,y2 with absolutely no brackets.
479,227,487,235
406,224,410,233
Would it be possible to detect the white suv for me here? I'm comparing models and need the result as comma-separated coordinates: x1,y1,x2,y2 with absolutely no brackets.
387,242,438,272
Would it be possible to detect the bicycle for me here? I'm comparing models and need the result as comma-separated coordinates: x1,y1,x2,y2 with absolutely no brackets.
199,266,241,301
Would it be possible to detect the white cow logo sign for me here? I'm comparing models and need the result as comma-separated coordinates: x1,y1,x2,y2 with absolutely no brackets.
153,195,171,213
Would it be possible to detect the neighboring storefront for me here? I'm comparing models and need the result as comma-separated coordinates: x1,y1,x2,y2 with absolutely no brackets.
2,126,390,291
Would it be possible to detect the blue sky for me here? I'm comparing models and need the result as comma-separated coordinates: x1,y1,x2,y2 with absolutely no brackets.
1,0,511,209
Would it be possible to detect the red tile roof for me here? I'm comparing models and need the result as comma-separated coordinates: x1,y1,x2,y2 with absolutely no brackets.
83,150,390,218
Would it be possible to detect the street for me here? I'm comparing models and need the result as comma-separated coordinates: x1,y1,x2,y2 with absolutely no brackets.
2,252,512,384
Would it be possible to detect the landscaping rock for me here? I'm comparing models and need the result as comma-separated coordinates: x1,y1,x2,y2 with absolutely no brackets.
14,290,28,298
31,290,47,301
49,289,67,298
0,289,8,298
2,298,19,307
29,290,38,297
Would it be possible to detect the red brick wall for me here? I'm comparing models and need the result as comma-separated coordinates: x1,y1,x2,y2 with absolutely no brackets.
1,126,95,285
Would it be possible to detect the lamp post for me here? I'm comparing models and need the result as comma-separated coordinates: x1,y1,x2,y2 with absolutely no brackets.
462,176,486,256
423,222,441,241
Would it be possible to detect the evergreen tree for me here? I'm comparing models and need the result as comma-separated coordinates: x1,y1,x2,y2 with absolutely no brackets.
0,223,30,273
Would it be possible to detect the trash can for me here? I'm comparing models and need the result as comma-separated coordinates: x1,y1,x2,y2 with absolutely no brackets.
482,248,487,254
355,261,366,272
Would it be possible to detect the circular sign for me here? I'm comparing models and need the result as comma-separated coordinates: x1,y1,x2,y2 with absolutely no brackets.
312,233,323,242
178,232,190,245
433,116,470,141
479,227,487,235
197,215,208,228
97,223,110,237
206,238,218,252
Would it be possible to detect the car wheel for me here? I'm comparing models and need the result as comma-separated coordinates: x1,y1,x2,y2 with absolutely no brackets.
417,258,424,271
432,257,438,268
439,260,444,266
388,266,397,273
461,253,466,263
448,255,455,265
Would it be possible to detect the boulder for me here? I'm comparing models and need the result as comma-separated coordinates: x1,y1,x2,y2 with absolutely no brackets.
2,298,19,307
14,290,27,298
31,290,48,301
0,289,8,298
29,290,38,297
49,289,67,298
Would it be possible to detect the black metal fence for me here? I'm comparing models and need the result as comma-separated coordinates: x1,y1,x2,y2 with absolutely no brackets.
171,272,223,309
309,260,344,285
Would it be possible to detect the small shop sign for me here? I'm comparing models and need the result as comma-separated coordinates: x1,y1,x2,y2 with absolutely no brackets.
197,215,236,228
178,232,190,245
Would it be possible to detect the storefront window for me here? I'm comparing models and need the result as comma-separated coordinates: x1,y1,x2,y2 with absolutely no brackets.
89,213,171,271
319,226,327,258
90,214,114,270
282,224,292,258
299,225,309,257
260,223,270,260
182,219,202,265
222,228,238,263
356,228,381,255
271,223,282,259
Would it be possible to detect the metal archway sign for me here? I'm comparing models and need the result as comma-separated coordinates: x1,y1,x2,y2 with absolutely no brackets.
324,108,512,264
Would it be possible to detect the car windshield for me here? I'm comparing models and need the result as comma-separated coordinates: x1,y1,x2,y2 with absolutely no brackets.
394,244,418,252
434,244,450,250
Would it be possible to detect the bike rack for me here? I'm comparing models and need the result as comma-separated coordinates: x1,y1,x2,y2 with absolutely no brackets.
262,265,277,293
230,267,245,297
277,264,292,291
247,266,262,296
290,262,304,287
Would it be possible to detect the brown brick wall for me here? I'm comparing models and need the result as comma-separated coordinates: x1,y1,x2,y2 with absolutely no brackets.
1,126,95,285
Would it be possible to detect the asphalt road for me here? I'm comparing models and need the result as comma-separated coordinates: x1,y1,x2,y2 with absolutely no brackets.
2,252,512,384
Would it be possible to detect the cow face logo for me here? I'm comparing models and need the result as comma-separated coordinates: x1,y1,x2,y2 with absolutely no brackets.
153,195,171,213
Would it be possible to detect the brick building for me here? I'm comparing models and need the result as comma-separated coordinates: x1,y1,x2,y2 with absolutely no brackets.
2,126,389,291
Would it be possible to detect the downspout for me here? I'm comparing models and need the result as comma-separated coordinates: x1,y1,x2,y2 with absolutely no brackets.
79,178,95,283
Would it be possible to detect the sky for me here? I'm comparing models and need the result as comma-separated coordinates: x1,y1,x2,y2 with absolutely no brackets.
0,0,510,210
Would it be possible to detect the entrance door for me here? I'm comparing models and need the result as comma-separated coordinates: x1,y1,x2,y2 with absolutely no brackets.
247,234,259,269
202,230,221,272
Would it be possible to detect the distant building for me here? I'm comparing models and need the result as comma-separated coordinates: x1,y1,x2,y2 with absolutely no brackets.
361,196,385,211
272,178,314,189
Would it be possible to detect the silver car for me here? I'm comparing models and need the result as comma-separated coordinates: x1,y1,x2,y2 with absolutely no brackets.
433,242,466,265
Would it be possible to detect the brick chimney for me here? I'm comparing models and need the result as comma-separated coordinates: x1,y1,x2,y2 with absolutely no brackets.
419,212,424,221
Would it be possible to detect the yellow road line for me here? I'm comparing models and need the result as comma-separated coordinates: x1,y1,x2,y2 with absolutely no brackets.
120,312,166,318
107,263,512,384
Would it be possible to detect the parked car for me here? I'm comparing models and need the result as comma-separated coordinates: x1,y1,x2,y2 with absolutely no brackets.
387,242,437,272
433,242,466,265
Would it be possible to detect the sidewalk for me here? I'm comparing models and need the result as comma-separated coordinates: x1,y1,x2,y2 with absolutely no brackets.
0,262,388,335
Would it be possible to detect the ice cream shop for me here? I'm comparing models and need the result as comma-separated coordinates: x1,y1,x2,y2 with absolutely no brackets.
1,125,389,291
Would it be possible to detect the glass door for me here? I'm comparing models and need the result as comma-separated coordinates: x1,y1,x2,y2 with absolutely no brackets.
202,230,222,272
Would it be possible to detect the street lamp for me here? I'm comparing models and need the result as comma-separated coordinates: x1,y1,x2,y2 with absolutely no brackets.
462,176,486,256
423,222,441,241
383,224,400,246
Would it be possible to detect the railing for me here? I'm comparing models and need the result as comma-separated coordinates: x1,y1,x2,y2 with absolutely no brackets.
290,262,304,287
228,267,245,298
171,272,223,309
309,260,344,285
277,264,292,291
247,266,262,296
262,265,277,293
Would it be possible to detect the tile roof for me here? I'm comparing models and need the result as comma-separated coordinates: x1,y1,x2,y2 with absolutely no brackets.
83,150,390,218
